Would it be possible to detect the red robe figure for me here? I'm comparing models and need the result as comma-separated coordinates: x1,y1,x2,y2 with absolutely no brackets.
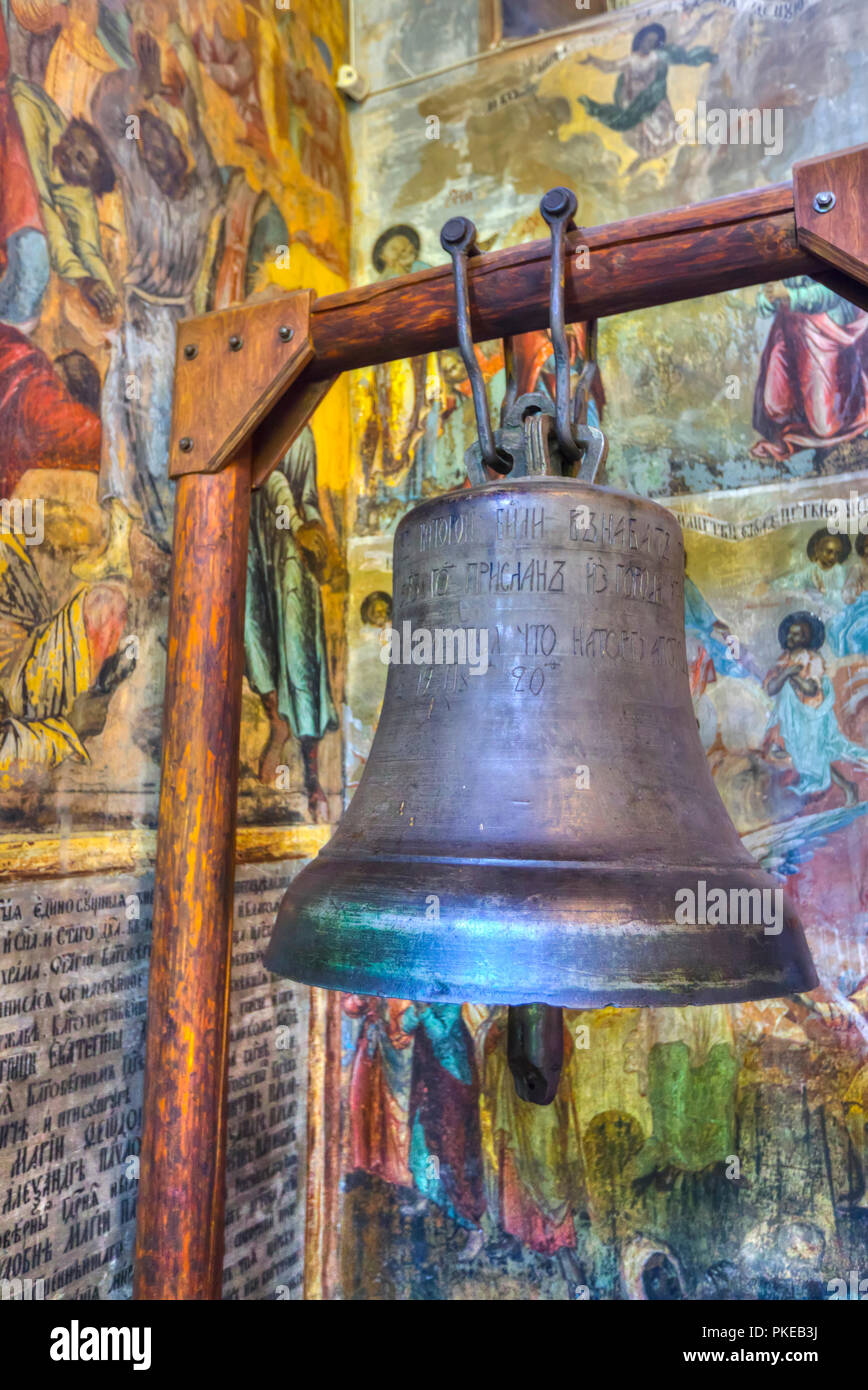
342,994,414,1189
752,277,868,461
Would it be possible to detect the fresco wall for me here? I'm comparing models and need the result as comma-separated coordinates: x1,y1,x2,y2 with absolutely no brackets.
330,0,868,1299
0,0,351,841
0,0,351,1299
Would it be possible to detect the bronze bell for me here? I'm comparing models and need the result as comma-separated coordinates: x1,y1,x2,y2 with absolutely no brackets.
266,191,817,1102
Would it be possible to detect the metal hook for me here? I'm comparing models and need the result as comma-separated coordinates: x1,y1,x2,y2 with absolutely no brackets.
539,187,581,467
441,216,513,477
539,188,607,483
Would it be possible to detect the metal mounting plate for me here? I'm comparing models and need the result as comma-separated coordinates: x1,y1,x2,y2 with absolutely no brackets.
169,289,315,478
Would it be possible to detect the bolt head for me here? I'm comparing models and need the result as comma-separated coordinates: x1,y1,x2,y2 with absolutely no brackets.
813,190,836,213
441,217,467,245
228,334,243,351
179,437,193,453
278,325,293,342
541,187,572,217
183,343,198,360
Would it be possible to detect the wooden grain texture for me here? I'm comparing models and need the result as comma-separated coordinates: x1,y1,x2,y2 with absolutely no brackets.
169,290,314,478
302,986,344,1300
794,145,868,287
301,183,820,380
134,447,252,1300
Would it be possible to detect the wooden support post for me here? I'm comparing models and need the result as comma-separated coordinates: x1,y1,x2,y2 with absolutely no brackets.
134,447,251,1300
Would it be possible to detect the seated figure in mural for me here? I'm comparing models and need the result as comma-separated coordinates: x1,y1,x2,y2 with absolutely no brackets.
752,278,868,462
578,17,717,176
341,994,414,1192
245,425,339,820
75,31,223,579
399,1001,486,1262
763,611,868,805
0,529,133,780
4,67,117,329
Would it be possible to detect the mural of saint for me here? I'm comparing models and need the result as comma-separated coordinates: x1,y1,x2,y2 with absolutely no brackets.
357,224,432,491
762,611,868,803
400,1001,486,1261
578,17,716,175
752,278,868,462
341,994,414,1190
244,425,339,819
74,31,223,578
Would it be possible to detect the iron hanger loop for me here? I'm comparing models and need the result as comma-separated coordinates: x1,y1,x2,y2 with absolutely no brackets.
441,216,513,478
539,187,607,483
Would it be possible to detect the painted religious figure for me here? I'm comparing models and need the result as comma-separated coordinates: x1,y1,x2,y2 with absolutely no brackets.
762,611,868,803
752,278,868,462
578,17,717,175
245,425,339,819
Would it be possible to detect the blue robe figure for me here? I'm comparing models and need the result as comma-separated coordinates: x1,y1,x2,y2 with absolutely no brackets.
245,425,338,816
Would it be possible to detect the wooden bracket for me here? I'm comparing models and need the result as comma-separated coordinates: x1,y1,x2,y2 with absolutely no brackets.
169,289,316,481
793,144,868,287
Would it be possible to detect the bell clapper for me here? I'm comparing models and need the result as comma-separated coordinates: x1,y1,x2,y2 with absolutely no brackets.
507,1003,564,1106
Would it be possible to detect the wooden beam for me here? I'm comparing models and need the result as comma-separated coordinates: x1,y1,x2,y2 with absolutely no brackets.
301,182,819,380
135,446,252,1300
794,144,868,288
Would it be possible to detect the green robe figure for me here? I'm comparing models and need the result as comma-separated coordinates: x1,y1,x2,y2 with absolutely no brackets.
579,18,716,176
245,425,338,818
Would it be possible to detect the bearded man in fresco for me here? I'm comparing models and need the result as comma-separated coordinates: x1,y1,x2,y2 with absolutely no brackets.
76,31,223,579
763,611,868,805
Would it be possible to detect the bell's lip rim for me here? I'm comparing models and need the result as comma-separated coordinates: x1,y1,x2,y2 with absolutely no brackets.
262,952,819,1009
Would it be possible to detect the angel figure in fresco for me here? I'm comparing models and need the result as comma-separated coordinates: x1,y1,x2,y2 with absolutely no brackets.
752,278,868,462
73,31,222,579
399,1002,486,1262
341,995,414,1191
244,426,339,819
762,611,868,804
578,17,717,176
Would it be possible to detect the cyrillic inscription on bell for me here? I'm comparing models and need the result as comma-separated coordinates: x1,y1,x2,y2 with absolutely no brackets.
267,473,817,1007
